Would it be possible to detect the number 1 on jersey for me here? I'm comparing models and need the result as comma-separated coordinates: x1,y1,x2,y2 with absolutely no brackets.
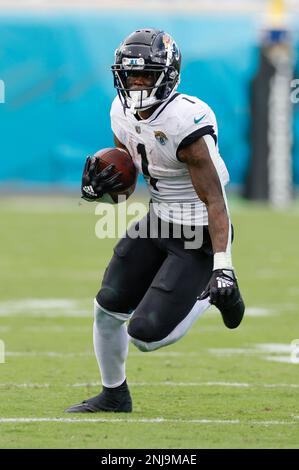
137,143,159,191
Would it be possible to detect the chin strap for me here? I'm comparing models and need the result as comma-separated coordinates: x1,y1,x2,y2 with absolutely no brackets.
128,91,159,113
126,82,179,113
129,101,136,114
127,71,166,112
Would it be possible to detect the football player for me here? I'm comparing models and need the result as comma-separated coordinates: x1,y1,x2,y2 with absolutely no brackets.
66,28,245,413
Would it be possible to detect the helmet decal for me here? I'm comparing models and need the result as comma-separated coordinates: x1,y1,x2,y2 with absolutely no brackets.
122,57,145,67
162,33,172,49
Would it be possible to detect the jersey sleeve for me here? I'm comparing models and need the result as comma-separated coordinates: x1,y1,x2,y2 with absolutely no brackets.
175,98,218,159
110,96,126,145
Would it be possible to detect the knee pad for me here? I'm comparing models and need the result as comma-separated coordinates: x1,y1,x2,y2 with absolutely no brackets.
129,298,211,352
96,287,130,314
128,316,164,352
127,317,158,343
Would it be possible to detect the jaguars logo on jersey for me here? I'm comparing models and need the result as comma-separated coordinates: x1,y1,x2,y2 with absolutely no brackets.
154,131,168,145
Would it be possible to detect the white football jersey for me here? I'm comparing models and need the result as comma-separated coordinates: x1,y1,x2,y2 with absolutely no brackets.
110,92,229,225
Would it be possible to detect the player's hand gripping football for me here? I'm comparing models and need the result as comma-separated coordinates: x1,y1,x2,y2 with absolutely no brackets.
198,269,245,329
81,156,124,201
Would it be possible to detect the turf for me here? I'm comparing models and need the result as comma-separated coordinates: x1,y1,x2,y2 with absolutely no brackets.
0,195,298,449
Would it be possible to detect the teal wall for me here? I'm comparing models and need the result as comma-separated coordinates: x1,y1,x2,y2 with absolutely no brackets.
0,12,298,188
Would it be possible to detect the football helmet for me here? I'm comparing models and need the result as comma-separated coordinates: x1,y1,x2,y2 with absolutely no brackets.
111,28,181,111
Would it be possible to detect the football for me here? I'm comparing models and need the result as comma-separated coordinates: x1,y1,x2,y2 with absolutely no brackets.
93,147,137,201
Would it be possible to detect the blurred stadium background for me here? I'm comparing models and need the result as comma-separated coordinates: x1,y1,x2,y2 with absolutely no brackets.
0,0,299,449
0,0,298,195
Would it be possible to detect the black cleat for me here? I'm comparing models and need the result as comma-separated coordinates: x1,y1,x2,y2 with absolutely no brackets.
65,380,132,413
218,294,245,329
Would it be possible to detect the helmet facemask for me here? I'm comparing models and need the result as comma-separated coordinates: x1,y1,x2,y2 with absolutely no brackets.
112,62,179,112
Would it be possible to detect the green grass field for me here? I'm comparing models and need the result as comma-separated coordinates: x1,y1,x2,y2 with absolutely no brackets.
0,195,299,449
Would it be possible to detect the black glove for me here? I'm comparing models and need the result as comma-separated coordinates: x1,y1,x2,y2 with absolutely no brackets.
199,269,238,306
199,269,245,329
81,156,124,201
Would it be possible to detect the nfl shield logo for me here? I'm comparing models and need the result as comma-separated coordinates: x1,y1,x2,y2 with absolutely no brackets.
135,126,141,134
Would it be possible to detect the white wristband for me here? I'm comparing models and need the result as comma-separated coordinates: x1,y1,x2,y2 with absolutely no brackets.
213,252,233,271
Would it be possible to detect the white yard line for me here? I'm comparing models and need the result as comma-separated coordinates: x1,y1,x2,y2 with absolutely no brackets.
0,383,50,389
244,307,274,317
256,343,294,353
208,343,299,364
264,356,297,364
5,351,92,357
208,348,255,355
72,381,251,388
0,314,91,319
4,351,200,357
0,381,298,389
0,299,92,317
0,417,297,426
4,341,299,365
1,299,294,318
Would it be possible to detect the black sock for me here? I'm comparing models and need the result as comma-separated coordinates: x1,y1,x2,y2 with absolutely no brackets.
103,379,128,393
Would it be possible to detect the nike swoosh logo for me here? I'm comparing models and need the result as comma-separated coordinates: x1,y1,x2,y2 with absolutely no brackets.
194,114,206,124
